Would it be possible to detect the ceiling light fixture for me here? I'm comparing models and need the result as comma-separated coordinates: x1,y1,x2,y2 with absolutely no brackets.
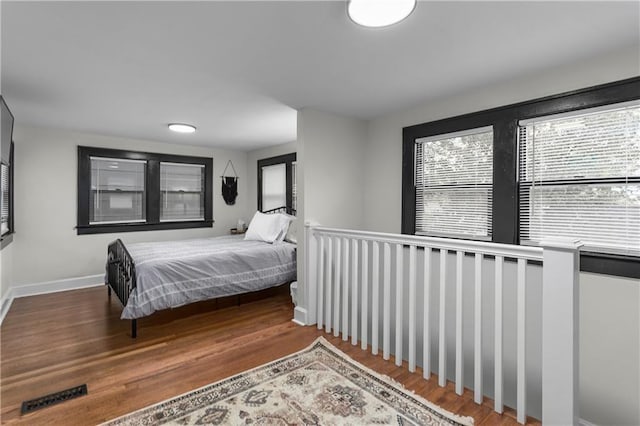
347,0,416,28
168,123,197,134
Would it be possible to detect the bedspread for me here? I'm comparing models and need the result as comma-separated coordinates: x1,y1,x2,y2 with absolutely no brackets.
120,235,296,319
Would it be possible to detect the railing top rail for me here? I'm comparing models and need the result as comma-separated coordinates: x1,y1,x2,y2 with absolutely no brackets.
308,225,544,261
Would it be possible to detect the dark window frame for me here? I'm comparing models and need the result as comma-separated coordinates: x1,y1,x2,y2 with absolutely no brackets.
77,146,213,235
402,77,640,279
1,141,15,249
257,152,296,213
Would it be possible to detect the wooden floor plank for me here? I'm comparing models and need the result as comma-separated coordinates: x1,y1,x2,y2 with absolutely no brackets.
0,286,540,425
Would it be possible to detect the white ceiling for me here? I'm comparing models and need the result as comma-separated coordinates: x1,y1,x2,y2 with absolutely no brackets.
2,1,639,151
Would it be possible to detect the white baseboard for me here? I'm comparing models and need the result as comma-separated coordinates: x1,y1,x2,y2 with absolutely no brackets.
9,274,104,299
0,288,14,325
292,306,308,326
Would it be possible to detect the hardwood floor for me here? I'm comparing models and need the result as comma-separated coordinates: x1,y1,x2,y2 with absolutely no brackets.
0,286,539,425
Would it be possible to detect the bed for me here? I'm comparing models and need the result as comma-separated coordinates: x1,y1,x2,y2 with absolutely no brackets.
106,207,297,337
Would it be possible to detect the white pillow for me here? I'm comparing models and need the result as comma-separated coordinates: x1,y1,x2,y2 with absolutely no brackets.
284,217,297,244
273,213,294,242
244,211,286,243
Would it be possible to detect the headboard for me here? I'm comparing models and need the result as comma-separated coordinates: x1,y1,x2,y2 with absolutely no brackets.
262,206,297,216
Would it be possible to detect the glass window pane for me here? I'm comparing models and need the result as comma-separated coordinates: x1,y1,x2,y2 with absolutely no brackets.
521,183,640,256
262,163,286,211
90,157,146,224
417,187,492,238
160,162,205,221
520,105,640,182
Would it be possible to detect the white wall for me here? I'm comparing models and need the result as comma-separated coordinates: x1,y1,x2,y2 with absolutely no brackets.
363,46,640,425
0,243,12,317
246,140,296,216
11,125,248,287
580,273,640,426
297,108,367,323
298,108,367,229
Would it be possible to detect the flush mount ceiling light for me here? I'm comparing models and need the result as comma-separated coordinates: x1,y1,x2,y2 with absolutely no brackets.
168,123,196,134
348,0,416,28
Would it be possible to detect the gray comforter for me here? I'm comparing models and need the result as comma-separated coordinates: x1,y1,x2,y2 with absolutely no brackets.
120,235,296,319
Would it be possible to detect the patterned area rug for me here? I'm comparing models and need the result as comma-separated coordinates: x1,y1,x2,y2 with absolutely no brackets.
103,337,473,425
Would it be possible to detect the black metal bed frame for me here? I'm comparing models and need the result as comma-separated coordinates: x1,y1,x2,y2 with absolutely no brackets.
107,239,139,337
106,206,296,338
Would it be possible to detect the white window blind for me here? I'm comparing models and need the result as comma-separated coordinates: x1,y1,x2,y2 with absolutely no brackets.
415,126,493,239
160,162,205,222
519,100,640,256
261,163,286,212
1,163,9,235
90,157,146,224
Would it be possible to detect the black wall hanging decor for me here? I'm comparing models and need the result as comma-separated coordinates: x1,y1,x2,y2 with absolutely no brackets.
221,160,238,205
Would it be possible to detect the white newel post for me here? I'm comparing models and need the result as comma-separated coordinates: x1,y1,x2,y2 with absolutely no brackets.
541,239,582,426
295,222,318,326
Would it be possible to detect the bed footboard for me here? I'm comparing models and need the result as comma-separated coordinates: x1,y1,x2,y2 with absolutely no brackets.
107,239,138,338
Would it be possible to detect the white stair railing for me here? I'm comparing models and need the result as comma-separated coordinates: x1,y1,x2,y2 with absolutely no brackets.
304,224,581,425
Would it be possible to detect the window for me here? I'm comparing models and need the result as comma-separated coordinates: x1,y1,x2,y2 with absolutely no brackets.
1,142,14,246
1,163,10,235
519,101,640,257
160,162,205,221
415,127,493,239
90,157,146,224
1,96,14,248
261,163,287,211
402,77,640,278
78,147,213,234
292,161,297,211
257,152,297,214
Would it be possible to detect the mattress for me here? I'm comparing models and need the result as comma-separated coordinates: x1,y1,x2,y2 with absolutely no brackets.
120,235,296,319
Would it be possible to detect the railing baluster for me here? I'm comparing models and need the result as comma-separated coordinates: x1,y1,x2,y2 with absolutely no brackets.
395,243,404,366
334,237,341,338
351,238,358,345
438,249,447,387
423,247,432,379
325,236,332,334
361,240,369,351
455,250,464,395
317,235,324,330
494,255,504,413
372,241,380,355
383,242,391,361
474,252,483,403
342,238,349,342
408,245,417,372
517,258,527,424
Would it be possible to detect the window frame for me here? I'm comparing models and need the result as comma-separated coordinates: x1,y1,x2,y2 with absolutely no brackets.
77,146,213,235
257,152,297,213
402,76,640,278
1,142,15,249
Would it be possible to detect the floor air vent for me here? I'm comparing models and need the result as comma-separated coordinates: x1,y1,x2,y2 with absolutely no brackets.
21,384,88,415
